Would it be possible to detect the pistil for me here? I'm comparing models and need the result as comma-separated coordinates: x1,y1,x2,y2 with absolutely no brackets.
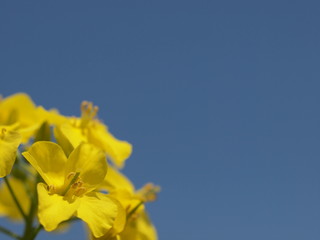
62,172,80,196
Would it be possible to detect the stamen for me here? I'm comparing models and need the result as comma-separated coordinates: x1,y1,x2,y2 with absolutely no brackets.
136,183,161,202
72,180,83,189
47,185,56,193
74,187,86,196
81,101,90,113
0,128,6,139
80,101,99,128
66,172,76,180
62,172,80,196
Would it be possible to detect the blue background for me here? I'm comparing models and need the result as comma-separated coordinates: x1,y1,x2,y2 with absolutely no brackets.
1,1,320,239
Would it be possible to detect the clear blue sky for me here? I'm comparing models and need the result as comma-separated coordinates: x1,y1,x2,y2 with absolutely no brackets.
1,1,320,239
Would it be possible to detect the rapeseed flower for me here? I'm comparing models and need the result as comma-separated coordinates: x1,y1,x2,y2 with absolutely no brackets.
93,167,159,240
54,101,132,168
0,92,158,240
23,141,124,237
0,93,66,143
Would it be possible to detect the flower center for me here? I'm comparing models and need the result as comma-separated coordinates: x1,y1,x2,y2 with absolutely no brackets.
46,172,87,200
62,172,87,199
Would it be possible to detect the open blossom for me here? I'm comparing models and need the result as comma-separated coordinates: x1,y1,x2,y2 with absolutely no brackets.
54,101,132,168
22,141,124,238
0,93,66,143
93,167,159,240
114,183,159,240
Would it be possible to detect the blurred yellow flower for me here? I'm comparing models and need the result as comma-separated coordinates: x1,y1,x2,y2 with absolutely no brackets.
94,167,159,240
0,127,21,178
0,177,30,220
119,210,157,240
54,101,132,168
0,93,66,143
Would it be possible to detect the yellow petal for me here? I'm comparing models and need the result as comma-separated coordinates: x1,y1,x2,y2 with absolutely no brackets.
54,123,87,156
109,189,144,215
88,122,132,168
35,106,68,125
100,166,135,193
108,197,126,235
54,125,74,157
0,93,65,143
120,211,158,240
0,128,21,177
37,183,79,231
89,197,126,240
66,143,107,190
76,192,118,238
0,93,36,126
57,122,87,148
16,122,42,144
22,142,67,188
0,177,30,221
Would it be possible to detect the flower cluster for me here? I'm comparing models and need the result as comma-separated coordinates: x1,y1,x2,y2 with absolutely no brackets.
0,93,159,240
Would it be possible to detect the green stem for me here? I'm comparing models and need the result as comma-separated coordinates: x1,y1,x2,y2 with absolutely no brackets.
22,174,41,240
0,225,21,239
30,225,42,240
62,172,80,196
4,177,27,221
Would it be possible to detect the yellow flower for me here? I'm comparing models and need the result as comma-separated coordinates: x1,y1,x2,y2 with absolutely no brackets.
119,210,157,240
54,101,132,168
0,127,21,177
106,190,158,240
0,177,30,220
0,93,67,143
100,166,135,194
100,167,160,212
90,208,157,240
115,183,158,240
89,195,127,240
22,141,123,238
108,182,159,240
94,167,159,240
